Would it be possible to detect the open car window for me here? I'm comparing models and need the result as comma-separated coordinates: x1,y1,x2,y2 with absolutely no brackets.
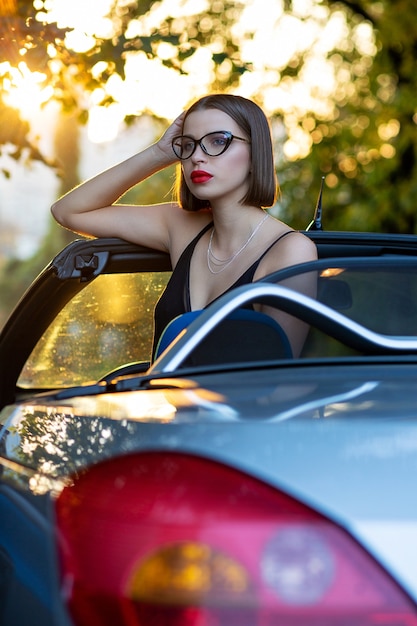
18,271,171,389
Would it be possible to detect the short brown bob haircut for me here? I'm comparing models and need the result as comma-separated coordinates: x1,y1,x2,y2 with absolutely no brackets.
175,94,278,212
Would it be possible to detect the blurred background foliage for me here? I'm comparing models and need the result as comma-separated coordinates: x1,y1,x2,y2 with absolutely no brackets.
0,0,417,326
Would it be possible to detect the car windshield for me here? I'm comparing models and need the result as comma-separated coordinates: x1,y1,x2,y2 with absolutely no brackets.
16,257,417,390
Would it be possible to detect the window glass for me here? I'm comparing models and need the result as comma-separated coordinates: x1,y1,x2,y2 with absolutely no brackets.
277,263,417,358
18,271,171,388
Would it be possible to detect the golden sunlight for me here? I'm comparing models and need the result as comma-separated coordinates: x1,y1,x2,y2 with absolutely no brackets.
0,0,16,16
41,0,114,39
2,62,54,118
1,0,376,149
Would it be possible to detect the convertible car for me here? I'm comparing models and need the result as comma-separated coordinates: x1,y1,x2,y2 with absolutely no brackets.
1,221,417,625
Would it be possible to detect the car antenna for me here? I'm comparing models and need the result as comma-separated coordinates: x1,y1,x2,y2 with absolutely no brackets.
307,176,325,231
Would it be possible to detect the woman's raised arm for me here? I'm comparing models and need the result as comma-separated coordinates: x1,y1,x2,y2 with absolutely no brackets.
51,113,185,250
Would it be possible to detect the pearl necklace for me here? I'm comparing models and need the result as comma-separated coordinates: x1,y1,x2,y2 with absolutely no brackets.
207,212,269,274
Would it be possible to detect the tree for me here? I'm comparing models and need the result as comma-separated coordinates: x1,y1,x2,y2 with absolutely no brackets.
0,0,248,169
277,0,417,233
1,0,417,233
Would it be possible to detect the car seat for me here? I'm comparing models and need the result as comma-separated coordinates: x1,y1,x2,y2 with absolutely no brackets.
154,308,293,366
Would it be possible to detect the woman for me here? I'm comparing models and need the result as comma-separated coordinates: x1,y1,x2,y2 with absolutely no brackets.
51,94,317,357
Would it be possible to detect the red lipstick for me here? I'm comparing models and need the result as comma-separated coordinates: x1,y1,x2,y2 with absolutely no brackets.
190,170,213,184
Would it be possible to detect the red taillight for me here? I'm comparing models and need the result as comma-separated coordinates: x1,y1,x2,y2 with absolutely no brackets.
56,452,417,626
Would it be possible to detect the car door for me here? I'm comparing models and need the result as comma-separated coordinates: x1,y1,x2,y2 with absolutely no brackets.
0,238,171,409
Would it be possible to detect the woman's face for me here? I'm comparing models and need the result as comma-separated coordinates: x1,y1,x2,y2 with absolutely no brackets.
181,108,251,207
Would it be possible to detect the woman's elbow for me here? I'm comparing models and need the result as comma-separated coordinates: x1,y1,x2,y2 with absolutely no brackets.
51,200,71,228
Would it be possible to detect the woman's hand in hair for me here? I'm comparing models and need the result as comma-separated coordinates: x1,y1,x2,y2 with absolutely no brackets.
155,111,186,162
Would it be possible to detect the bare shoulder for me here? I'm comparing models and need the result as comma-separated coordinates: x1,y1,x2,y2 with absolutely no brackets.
281,230,318,260
256,228,318,278
165,203,212,231
166,206,213,263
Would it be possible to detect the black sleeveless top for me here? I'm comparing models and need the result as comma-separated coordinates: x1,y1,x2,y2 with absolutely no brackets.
152,222,294,357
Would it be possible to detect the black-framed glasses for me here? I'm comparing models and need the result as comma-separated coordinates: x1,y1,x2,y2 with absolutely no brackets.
172,130,249,160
